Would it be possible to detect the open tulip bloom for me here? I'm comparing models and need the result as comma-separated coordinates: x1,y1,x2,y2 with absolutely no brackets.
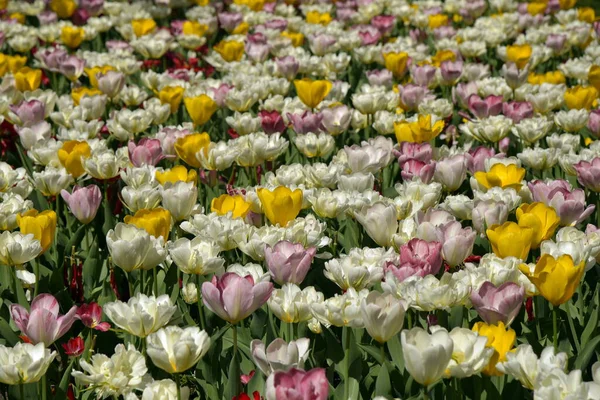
3,1,600,399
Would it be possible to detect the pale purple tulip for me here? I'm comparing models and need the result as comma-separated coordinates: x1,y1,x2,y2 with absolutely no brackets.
503,101,533,123
80,0,104,16
371,15,395,35
10,294,78,346
266,368,329,400
264,19,287,31
366,69,393,88
433,154,468,192
10,100,45,127
393,142,433,165
246,42,270,63
433,26,456,40
202,273,273,324
156,126,192,158
529,180,595,226
502,62,529,89
471,282,525,325
247,32,267,44
16,122,51,150
97,70,125,98
415,209,456,243
308,34,336,55
440,221,476,267
440,60,463,84
128,138,165,167
218,12,243,31
58,55,85,81
468,95,503,119
398,84,433,111
574,158,600,192
38,47,68,72
452,82,478,109
106,40,132,52
472,200,509,234
411,65,437,87
38,11,58,25
287,111,323,134
211,83,233,108
337,8,357,23
467,146,497,173
358,28,381,45
276,56,300,81
60,185,102,224
588,110,600,138
320,105,351,135
546,34,567,52
398,238,443,275
264,240,316,285
401,159,436,183
547,0,561,13
499,137,510,153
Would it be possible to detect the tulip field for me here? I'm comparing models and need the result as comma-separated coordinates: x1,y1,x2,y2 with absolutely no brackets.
5,0,600,399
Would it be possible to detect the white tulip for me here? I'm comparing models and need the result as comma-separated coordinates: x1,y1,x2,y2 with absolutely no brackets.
251,338,310,376
104,293,176,338
146,326,210,374
361,291,405,343
168,237,225,275
401,326,453,386
107,223,167,272
0,231,42,266
0,342,56,385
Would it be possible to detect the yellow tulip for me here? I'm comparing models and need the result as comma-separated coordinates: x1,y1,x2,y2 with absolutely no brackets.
486,222,534,260
232,22,250,35
431,50,457,67
474,163,526,191
17,210,57,254
528,70,566,85
472,321,516,376
71,87,103,106
233,0,265,11
394,114,445,143
257,186,303,227
527,2,547,15
519,254,584,306
281,31,304,47
383,52,409,78
578,7,595,23
516,203,561,248
61,26,85,49
293,79,333,109
211,194,251,219
131,19,157,37
7,55,27,74
428,14,448,29
14,67,42,92
0,0,6,10
564,85,598,110
124,208,172,240
195,0,209,5
174,133,211,168
9,13,25,24
305,11,332,25
182,21,208,37
49,0,77,18
158,86,185,113
558,0,576,9
85,65,114,88
589,65,600,93
184,95,218,127
155,165,198,186
506,44,532,69
58,140,91,178
0,54,7,77
214,40,245,62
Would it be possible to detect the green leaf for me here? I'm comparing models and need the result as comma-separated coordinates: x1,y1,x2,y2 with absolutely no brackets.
575,334,600,370
226,351,241,400
375,363,391,397
387,334,404,372
358,343,384,364
581,290,599,347
0,316,19,346
59,358,76,393
57,224,87,272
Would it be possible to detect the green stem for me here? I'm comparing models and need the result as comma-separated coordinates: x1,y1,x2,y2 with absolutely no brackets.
140,269,145,296
175,373,182,400
153,267,158,295
32,259,39,297
19,383,24,400
564,303,581,352
380,343,386,365
233,324,240,398
287,322,293,342
128,272,134,298
553,305,558,349
423,385,429,400
343,326,350,400
42,373,47,400
196,274,206,331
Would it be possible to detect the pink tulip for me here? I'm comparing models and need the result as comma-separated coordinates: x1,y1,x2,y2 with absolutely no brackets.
38,47,68,72
264,19,287,31
72,8,90,25
358,28,381,45
393,142,433,165
320,105,351,135
260,110,287,134
546,34,567,52
529,180,595,226
266,368,329,400
287,111,323,134
246,42,270,63
398,84,434,111
588,110,600,138
471,282,525,325
10,294,78,346
106,40,132,52
265,240,316,285
38,11,58,25
433,26,456,40
399,238,442,273
156,126,193,157
574,158,600,192
58,55,85,81
9,100,45,127
502,101,533,123
452,82,478,109
401,159,436,183
60,185,102,225
337,8,357,23
440,60,463,84
371,15,395,35
467,146,498,173
276,56,299,81
77,302,111,332
411,65,437,87
211,83,233,108
468,95,503,119
218,12,243,31
128,138,165,167
202,273,273,324
366,69,393,88
499,137,510,153
80,0,104,16
433,154,468,192
440,221,476,267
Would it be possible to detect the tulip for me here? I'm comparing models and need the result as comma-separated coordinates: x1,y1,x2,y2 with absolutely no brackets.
401,159,436,183
182,20,208,36
0,231,42,266
60,185,102,225
160,181,197,221
168,237,224,275
354,202,398,247
268,284,323,324
441,222,476,267
260,110,286,134
174,132,211,168
502,101,533,123
394,114,445,143
62,337,85,357
287,111,323,134
155,165,197,186
107,223,167,272
383,51,409,78
516,203,561,248
211,194,251,219
15,122,51,151
104,293,176,338
84,65,113,88
276,56,299,80
14,67,42,92
453,82,479,109
265,368,329,400
564,85,597,110
472,200,509,234
519,254,584,306
589,109,600,137
10,293,78,346
436,327,494,378
468,95,503,119
146,326,210,374
394,142,433,165
474,163,525,191
366,69,393,88
17,209,57,254
471,282,525,325
61,26,85,48
398,84,432,111
77,302,110,332
49,0,77,18
293,79,332,109
158,86,185,113
58,140,91,178
506,44,532,69
71,86,103,106
218,12,243,31
131,18,156,36
184,95,218,127
440,60,463,84
128,139,165,167
214,40,245,62
399,238,442,275
281,31,304,47
574,158,600,192
305,10,332,24
9,99,45,127
257,187,303,227
433,154,469,192
486,222,533,260
201,272,273,324
124,208,172,240
142,379,190,400
472,321,516,376
251,338,310,376
0,343,56,385
401,327,454,386
361,291,405,343
264,240,316,285
467,146,497,173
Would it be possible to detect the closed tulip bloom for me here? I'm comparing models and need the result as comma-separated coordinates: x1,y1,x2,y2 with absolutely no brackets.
174,132,210,168
519,254,584,306
131,18,157,37
104,293,176,338
266,368,329,400
10,293,78,346
486,222,533,260
293,79,332,109
58,140,91,178
564,85,597,110
17,209,57,254
265,240,316,285
394,114,445,143
471,282,525,325
9,99,45,127
472,200,509,234
160,181,197,221
124,208,171,240
257,187,303,227
184,95,218,127
214,40,245,62
77,302,111,332
158,86,185,113
472,321,516,376
574,158,600,192
516,203,561,248
211,194,251,219
399,238,443,275
474,164,525,191
146,326,210,374
361,291,405,343
155,165,197,186
383,51,409,78
506,44,532,69
61,26,85,48
14,67,42,92
107,223,167,272
0,231,42,266
354,202,398,247
441,222,476,267
168,237,224,275
0,342,56,385
401,327,454,386
434,154,469,192
201,272,273,324
61,185,102,224
128,139,165,167
96,70,125,98
251,338,310,376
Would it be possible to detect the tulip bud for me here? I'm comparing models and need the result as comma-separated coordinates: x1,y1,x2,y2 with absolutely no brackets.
276,56,300,81
472,200,509,234
60,185,102,225
401,327,454,386
264,240,316,285
361,291,405,343
471,282,525,325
